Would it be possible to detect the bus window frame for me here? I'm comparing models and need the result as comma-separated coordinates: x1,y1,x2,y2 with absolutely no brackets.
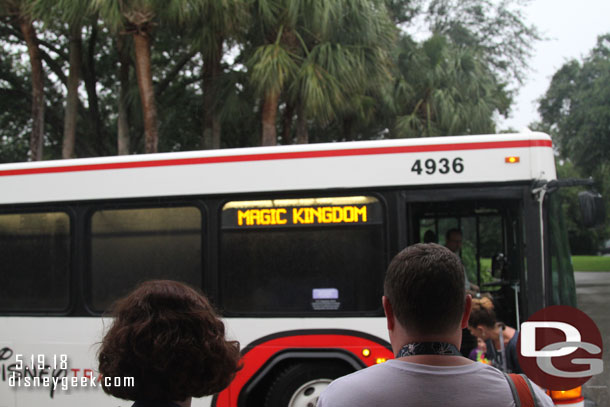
83,198,209,315
0,205,75,316
216,191,391,318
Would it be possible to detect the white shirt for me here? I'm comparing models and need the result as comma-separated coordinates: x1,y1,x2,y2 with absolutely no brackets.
317,359,554,407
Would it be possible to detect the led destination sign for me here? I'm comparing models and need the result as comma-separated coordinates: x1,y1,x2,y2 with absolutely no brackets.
222,196,382,228
238,205,367,226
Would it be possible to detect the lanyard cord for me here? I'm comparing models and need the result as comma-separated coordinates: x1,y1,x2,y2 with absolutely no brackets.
396,342,462,358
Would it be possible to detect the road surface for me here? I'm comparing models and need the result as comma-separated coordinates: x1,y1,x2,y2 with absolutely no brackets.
575,271,610,407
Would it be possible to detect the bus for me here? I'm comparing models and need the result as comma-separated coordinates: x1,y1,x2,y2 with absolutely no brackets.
0,132,600,407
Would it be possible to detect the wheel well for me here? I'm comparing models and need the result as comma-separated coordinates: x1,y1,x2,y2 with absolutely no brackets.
239,353,360,407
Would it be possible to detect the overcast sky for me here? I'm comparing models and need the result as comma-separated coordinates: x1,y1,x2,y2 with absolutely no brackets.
499,0,610,131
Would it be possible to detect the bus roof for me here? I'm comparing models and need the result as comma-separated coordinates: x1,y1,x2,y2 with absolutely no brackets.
0,132,556,205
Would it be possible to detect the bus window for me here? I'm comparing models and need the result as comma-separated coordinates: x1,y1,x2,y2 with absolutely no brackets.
220,196,386,314
0,212,70,312
478,215,504,285
89,206,202,311
420,216,479,285
414,201,510,288
548,195,577,306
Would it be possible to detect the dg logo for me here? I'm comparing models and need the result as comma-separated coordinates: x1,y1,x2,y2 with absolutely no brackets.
517,305,604,390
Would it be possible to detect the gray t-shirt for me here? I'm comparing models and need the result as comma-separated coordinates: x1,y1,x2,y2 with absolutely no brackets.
317,359,554,407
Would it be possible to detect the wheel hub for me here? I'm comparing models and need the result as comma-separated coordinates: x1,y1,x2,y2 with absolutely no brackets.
287,378,333,407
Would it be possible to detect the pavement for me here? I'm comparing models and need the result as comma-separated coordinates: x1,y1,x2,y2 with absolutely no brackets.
574,271,610,407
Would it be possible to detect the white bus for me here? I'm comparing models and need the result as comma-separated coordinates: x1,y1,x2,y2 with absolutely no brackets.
0,132,599,407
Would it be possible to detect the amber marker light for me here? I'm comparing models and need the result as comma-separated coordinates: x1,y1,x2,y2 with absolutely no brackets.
548,387,583,402
361,348,371,357
375,358,387,364
505,156,520,163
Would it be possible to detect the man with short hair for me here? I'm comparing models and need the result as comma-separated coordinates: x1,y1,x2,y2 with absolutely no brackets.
445,227,464,253
317,244,553,407
445,228,479,292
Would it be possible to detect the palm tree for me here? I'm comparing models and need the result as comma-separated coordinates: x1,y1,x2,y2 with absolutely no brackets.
94,0,205,153
246,0,395,145
1,0,45,160
299,1,395,142
192,0,248,149
393,34,510,138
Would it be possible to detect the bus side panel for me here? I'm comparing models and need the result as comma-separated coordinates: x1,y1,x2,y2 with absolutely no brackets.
1,143,545,205
0,317,211,407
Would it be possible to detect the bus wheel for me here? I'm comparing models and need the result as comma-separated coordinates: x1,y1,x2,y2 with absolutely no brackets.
263,361,352,407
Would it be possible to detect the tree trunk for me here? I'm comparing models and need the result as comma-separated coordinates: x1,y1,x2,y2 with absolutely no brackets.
82,21,105,154
295,102,308,144
202,39,223,149
212,116,220,149
19,19,45,161
261,91,279,146
62,24,82,159
117,36,130,155
343,116,354,141
133,31,158,153
281,102,294,144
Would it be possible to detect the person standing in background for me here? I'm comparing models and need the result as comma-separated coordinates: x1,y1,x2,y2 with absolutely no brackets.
468,297,522,374
445,228,480,292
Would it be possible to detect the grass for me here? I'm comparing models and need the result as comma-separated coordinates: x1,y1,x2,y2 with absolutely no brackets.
572,255,610,272
478,256,610,273
480,258,491,272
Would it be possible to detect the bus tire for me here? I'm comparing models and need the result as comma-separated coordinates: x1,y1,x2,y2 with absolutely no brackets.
263,361,352,407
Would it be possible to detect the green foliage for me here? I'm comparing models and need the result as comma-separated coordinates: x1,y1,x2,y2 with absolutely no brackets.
246,0,396,140
537,34,610,249
93,0,208,32
461,239,478,283
426,0,539,86
0,38,31,163
249,40,299,96
393,34,510,138
539,35,610,178
0,0,540,161
480,257,491,276
551,159,606,254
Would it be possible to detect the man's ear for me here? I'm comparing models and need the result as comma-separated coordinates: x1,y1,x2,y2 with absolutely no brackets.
461,294,472,329
382,296,395,331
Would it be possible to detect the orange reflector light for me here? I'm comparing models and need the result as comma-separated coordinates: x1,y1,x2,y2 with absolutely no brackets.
362,348,371,357
505,156,520,163
548,386,582,401
375,358,387,364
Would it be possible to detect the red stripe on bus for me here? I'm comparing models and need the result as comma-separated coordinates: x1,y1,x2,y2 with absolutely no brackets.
0,139,552,177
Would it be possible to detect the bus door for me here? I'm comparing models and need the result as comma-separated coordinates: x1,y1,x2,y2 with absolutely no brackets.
404,192,525,329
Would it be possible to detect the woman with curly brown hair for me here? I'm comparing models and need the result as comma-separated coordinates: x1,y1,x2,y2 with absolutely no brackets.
98,280,241,407
468,297,522,373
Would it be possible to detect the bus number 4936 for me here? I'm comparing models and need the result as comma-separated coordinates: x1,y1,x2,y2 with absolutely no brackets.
411,157,464,175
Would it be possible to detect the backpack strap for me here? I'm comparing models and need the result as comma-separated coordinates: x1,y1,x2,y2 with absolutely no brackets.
503,372,541,407
519,374,541,407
